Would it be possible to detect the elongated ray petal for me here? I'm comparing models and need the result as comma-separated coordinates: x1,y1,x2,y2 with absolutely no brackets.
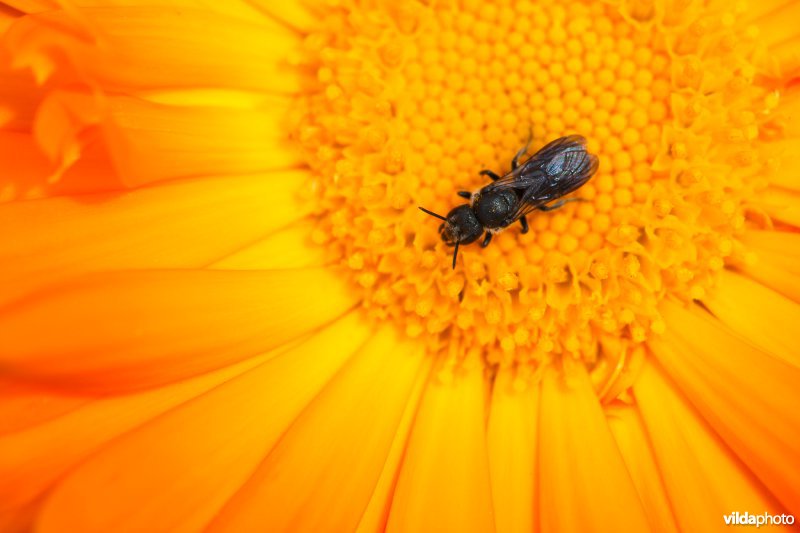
538,365,651,532
487,368,539,533
0,267,357,391
634,359,785,530
703,269,800,366
35,311,371,533
208,327,429,533
655,300,800,513
386,361,495,533
0,170,310,305
606,404,680,533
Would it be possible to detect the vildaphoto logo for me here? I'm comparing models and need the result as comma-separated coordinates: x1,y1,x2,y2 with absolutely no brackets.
723,512,795,527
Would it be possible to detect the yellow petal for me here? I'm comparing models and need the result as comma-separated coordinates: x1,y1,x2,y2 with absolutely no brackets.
759,138,800,190
102,93,302,186
0,267,357,391
538,365,651,532
761,186,800,227
606,404,680,533
36,311,371,533
386,361,495,533
740,0,796,23
703,269,800,366
749,1,800,76
739,230,800,303
210,220,331,270
4,7,306,93
487,368,538,533
0,171,310,305
634,359,785,530
655,299,800,512
0,352,272,512
208,328,429,533
354,363,430,533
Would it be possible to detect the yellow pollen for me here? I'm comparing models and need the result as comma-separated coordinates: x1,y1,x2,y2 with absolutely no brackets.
296,0,773,390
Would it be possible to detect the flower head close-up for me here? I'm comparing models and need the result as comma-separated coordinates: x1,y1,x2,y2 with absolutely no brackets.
1,0,799,532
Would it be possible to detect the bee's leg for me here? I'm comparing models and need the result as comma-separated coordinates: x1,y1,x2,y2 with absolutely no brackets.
480,169,501,181
481,232,493,248
457,191,471,199
538,198,585,211
512,129,534,170
519,216,529,234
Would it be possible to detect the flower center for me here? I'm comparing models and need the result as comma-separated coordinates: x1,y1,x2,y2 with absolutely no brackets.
295,1,769,386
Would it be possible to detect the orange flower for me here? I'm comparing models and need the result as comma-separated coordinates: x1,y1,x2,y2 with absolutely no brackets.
1,1,799,532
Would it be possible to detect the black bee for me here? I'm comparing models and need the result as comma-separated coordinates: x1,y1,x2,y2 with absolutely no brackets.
419,135,599,269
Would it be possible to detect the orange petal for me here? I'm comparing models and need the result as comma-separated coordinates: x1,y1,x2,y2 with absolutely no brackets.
0,59,42,131
0,351,273,512
0,130,121,202
606,404,680,533
0,380,88,435
0,267,357,391
208,328,429,533
655,300,800,513
386,361,495,533
36,311,371,533
487,368,539,533
538,364,651,532
0,170,310,305
702,269,800,366
4,7,306,91
634,359,785,530
739,230,800,303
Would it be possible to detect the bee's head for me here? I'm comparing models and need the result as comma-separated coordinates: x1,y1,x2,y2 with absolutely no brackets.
419,204,483,269
440,205,482,245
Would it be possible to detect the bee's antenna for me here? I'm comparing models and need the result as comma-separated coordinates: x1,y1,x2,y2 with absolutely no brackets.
418,206,447,221
452,241,459,269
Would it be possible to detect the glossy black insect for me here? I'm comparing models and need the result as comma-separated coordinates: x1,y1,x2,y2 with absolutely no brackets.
419,135,599,269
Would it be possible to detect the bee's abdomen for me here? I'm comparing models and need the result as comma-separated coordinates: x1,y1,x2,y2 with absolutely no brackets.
474,190,518,229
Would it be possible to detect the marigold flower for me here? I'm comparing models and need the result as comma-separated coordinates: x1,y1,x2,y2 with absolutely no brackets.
0,0,799,532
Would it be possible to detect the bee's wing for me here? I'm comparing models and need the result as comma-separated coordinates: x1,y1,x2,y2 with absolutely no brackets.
484,135,589,191
509,149,599,221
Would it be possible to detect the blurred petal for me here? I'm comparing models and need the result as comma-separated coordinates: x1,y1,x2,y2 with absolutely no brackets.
210,220,330,270
0,268,357,391
606,404,680,533
386,361,495,533
208,327,429,533
487,368,538,533
655,300,800,513
702,269,800,366
36,311,371,533
102,93,302,186
759,138,800,190
748,2,800,77
4,7,305,92
634,360,785,530
761,187,800,227
739,230,800,303
0,351,275,513
0,171,310,305
538,365,651,532
0,380,88,435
